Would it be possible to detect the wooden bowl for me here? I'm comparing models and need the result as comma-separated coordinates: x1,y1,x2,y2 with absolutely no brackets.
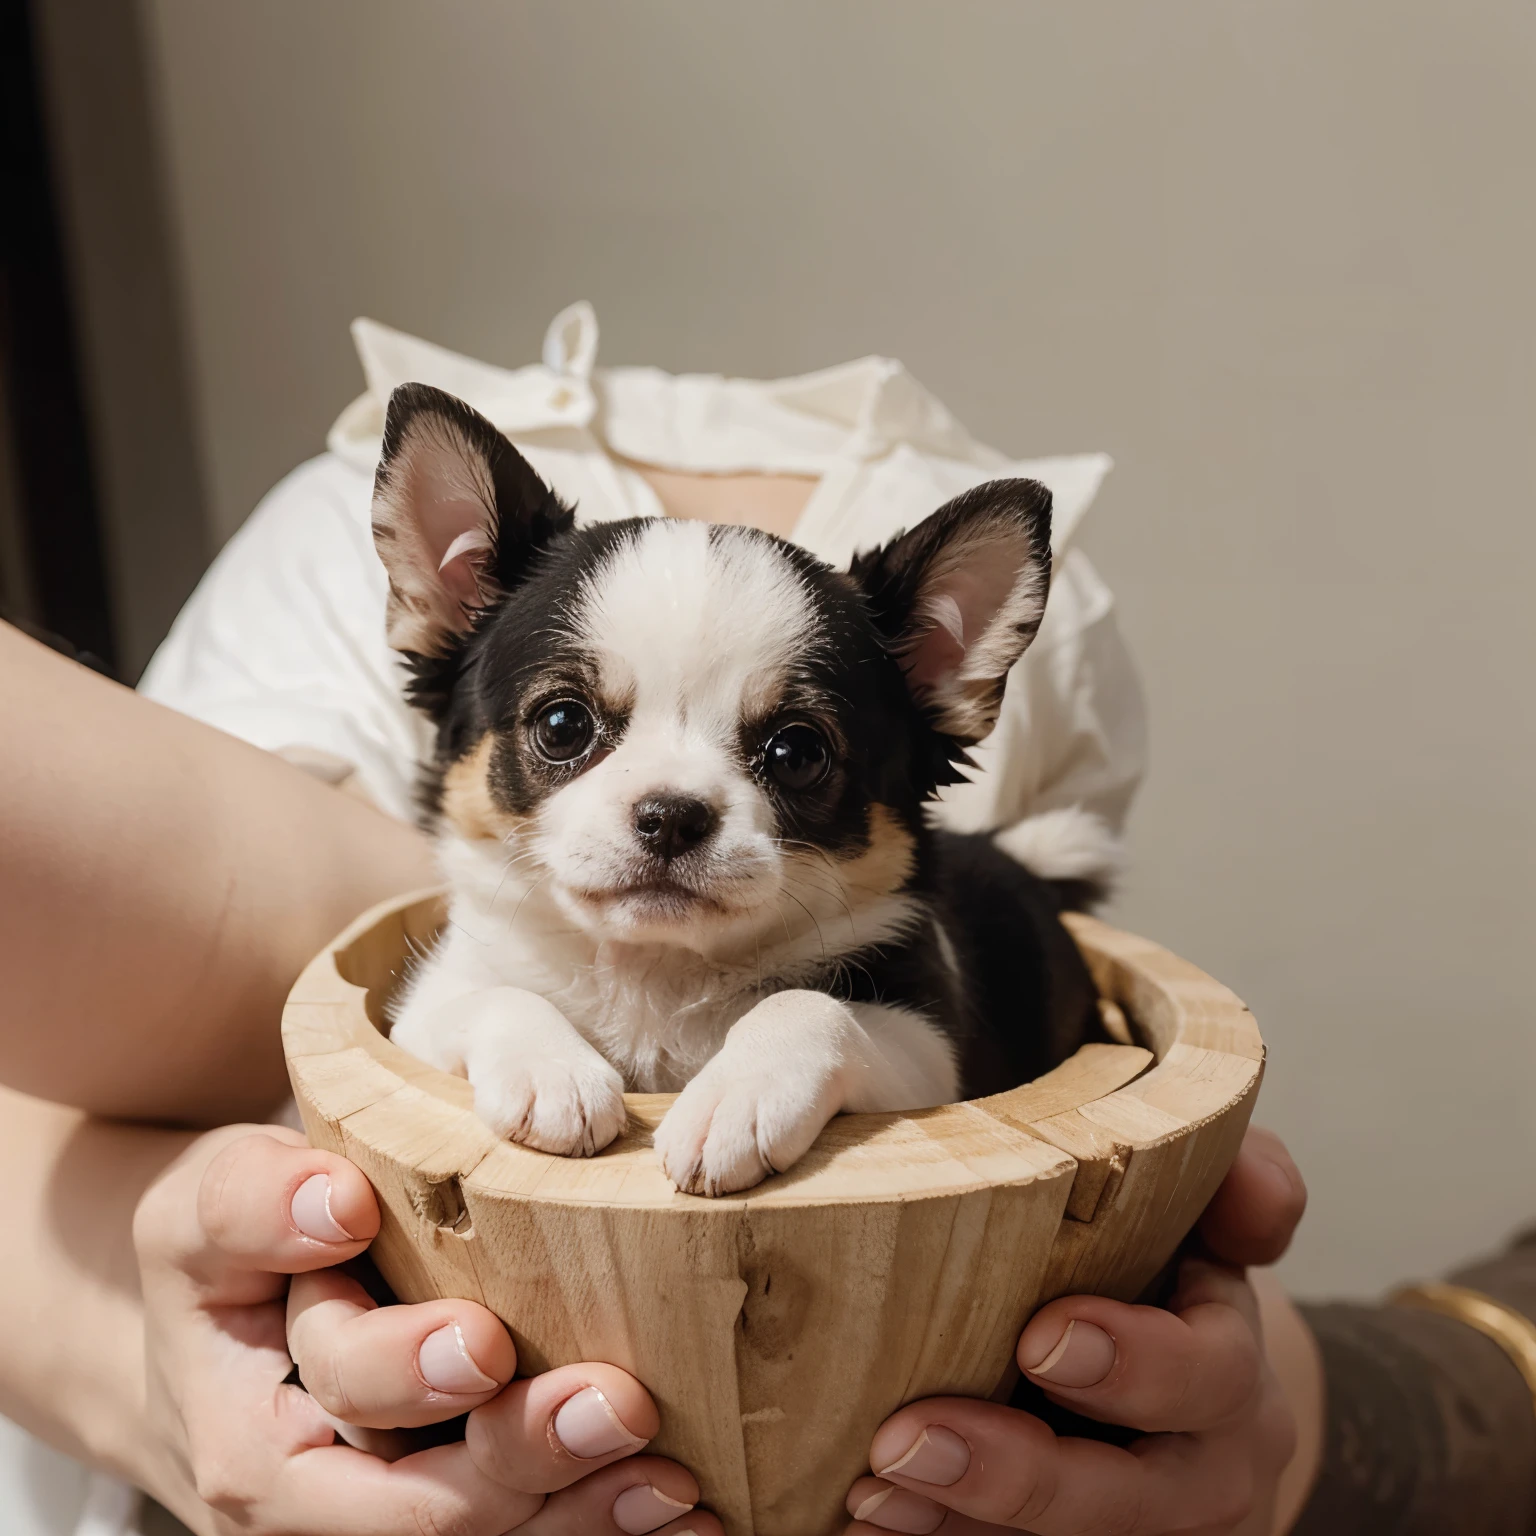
284,889,1262,1536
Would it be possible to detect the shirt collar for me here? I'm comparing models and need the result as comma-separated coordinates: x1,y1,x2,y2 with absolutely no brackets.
327,301,983,475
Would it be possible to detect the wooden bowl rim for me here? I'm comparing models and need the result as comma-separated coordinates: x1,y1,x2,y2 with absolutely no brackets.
283,887,1262,1213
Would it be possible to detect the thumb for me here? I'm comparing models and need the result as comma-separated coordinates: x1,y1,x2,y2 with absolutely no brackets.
135,1126,379,1305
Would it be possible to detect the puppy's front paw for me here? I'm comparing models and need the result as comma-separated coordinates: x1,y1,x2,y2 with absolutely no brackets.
653,1060,840,1196
473,1055,627,1157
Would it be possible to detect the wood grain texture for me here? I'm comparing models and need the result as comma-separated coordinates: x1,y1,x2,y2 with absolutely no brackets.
285,891,1263,1536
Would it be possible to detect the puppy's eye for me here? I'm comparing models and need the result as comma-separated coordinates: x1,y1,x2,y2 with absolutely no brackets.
531,700,596,764
764,723,831,791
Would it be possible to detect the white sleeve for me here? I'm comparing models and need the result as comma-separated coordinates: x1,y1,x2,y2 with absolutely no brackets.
931,545,1148,837
137,455,429,823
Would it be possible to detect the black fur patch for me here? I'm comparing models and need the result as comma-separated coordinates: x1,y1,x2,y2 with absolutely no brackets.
825,832,1104,1096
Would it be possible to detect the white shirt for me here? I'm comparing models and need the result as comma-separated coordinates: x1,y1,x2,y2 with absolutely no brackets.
141,302,1146,837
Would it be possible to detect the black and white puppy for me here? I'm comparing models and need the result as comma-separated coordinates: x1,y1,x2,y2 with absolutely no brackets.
372,383,1111,1196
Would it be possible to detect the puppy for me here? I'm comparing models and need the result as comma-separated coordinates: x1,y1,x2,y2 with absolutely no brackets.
371,383,1114,1196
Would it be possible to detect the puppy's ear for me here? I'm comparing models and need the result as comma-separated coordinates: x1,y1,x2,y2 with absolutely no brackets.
850,479,1052,744
371,383,575,655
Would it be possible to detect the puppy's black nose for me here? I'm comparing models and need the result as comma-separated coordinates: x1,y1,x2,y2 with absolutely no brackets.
632,794,718,861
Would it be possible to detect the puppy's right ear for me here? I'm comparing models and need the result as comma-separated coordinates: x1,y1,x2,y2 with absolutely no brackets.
371,383,574,656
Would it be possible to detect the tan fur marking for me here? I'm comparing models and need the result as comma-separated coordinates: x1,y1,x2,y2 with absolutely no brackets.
838,803,918,893
780,803,918,935
440,736,525,843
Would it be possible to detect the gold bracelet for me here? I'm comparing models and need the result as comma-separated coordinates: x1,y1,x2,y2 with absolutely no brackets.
1391,1282,1536,1405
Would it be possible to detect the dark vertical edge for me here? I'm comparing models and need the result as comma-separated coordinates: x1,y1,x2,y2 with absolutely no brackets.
30,0,213,679
0,322,36,623
0,0,118,668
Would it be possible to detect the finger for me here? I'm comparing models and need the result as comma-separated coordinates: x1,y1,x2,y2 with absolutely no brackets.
1012,1260,1261,1433
262,1439,545,1536
137,1126,379,1302
855,1398,1257,1535
846,1475,1250,1536
466,1363,661,1493
196,1130,380,1270
848,1475,981,1534
520,1455,719,1535
1198,1125,1307,1267
173,1324,531,1534
287,1267,516,1428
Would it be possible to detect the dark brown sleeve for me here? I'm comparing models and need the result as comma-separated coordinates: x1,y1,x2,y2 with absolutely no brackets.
1293,1235,1536,1536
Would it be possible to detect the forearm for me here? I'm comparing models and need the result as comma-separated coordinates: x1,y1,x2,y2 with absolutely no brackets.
0,1086,193,1505
0,622,434,1123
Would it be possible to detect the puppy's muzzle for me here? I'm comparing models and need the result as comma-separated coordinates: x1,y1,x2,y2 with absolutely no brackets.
632,793,719,863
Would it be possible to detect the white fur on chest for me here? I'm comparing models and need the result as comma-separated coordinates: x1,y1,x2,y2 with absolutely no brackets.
391,843,961,1193
394,831,910,1093
403,903,762,1092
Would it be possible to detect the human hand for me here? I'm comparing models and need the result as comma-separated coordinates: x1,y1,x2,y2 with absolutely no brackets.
134,1125,718,1536
845,1126,1308,1535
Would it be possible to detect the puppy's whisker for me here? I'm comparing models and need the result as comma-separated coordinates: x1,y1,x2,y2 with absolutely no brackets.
772,899,795,947
490,847,543,907
777,840,861,908
447,916,494,947
776,837,845,874
783,870,859,940
778,889,828,965
506,870,553,931
833,952,879,993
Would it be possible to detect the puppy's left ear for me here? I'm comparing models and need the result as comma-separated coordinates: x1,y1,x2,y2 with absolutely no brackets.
850,479,1052,744
371,382,574,656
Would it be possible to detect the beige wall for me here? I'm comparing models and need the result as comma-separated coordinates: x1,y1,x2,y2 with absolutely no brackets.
140,0,1536,1296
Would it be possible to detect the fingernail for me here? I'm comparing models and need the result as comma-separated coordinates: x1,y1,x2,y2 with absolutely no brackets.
1021,1318,1117,1387
553,1386,649,1459
612,1482,695,1534
874,1425,971,1485
854,1487,895,1521
290,1173,355,1243
853,1485,946,1533
417,1323,498,1394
